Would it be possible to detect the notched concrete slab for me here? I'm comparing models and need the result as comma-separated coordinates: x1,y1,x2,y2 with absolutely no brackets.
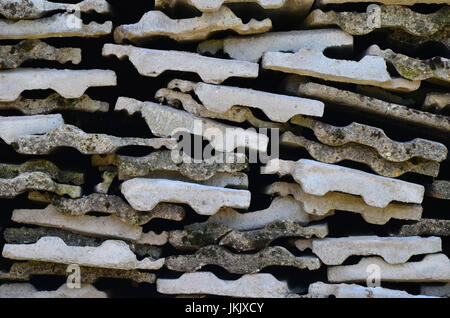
156,0,312,12
11,124,176,155
4,226,105,247
0,283,107,298
303,5,450,36
99,168,249,189
262,48,392,86
0,172,81,198
366,45,449,83
0,261,156,284
0,160,84,185
0,114,64,144
220,222,328,251
27,191,185,226
328,254,450,283
0,68,116,102
165,245,321,274
121,178,251,215
186,196,329,232
0,0,112,19
103,44,259,84
198,29,353,62
266,182,422,225
115,97,268,153
262,159,424,208
306,282,434,298
157,272,291,298
296,236,441,265
11,205,168,243
156,87,283,129
0,93,109,115
2,236,165,270
0,13,112,40
3,226,163,259
291,116,448,162
391,219,450,237
296,82,450,133
281,131,440,178
169,223,232,250
114,7,271,43
166,79,324,122
169,221,327,251
0,40,81,69
91,151,248,181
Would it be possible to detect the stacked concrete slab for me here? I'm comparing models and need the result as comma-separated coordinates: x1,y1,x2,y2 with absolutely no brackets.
0,0,448,298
